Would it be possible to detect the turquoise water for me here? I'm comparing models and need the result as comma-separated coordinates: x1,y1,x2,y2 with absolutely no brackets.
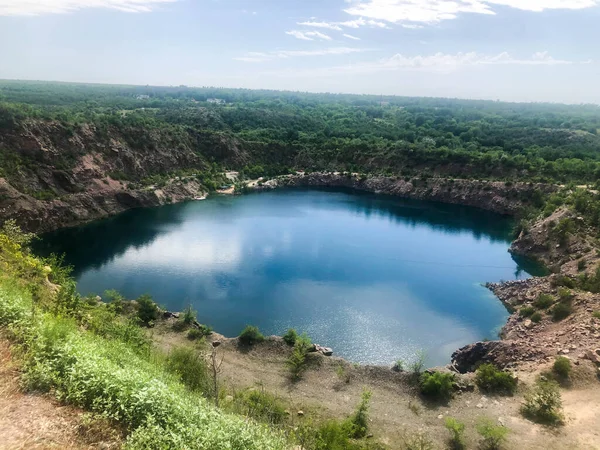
36,189,540,366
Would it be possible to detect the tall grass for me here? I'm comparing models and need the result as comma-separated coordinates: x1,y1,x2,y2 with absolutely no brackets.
0,279,285,450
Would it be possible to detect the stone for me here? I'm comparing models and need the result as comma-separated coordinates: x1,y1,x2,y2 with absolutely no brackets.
437,414,444,419
225,395,233,403
297,410,304,417
524,319,533,329
212,340,221,348
321,347,333,356
561,349,570,355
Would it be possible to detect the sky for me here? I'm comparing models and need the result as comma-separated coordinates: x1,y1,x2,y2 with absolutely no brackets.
0,0,599,103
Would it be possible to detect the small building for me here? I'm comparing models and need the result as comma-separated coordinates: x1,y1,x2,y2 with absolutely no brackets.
207,98,225,104
136,94,150,100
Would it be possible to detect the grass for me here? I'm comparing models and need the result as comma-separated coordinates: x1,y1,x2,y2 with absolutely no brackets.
0,222,286,450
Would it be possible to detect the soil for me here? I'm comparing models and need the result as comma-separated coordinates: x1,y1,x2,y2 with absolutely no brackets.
151,320,600,450
0,339,122,450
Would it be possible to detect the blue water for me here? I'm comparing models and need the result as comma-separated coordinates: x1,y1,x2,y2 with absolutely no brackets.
36,189,541,366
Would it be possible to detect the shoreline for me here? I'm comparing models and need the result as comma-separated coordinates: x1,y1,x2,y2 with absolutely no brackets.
13,171,599,372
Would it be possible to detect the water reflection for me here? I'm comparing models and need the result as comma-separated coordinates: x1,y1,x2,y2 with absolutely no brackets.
35,189,542,366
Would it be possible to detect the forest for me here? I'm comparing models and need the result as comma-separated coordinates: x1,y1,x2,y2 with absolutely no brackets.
1,79,600,183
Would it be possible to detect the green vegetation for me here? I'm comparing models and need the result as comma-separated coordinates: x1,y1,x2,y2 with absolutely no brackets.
166,346,211,394
136,293,159,326
444,417,466,450
4,81,600,190
533,293,554,309
231,388,287,426
521,380,564,426
238,325,265,345
593,310,600,319
520,306,535,317
531,311,543,323
346,389,373,439
552,356,572,380
551,301,573,321
282,328,298,346
0,222,286,449
475,363,518,395
286,332,312,380
419,371,455,400
476,418,509,450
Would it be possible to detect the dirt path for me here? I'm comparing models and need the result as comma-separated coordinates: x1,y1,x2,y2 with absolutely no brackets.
0,340,122,450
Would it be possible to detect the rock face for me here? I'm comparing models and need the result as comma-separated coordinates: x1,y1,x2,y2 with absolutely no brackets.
253,172,554,216
451,341,513,373
0,120,233,233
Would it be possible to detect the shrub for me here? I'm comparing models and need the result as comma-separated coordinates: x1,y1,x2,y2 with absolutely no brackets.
577,259,586,271
239,325,265,345
475,363,518,395
551,302,573,321
531,312,543,323
346,389,372,438
557,288,573,302
444,417,466,450
533,294,554,309
593,311,600,319
419,371,455,400
476,418,508,450
166,346,210,394
182,305,197,325
286,333,312,380
519,306,535,317
136,294,159,326
552,275,575,289
335,364,351,384
409,350,426,377
282,328,298,346
104,289,125,313
521,380,564,426
552,356,572,379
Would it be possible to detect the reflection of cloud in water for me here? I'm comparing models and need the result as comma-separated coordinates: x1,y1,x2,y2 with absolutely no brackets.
272,280,479,366
114,232,243,273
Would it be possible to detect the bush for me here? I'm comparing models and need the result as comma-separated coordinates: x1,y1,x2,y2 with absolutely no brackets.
444,417,466,450
551,302,573,321
239,325,265,345
557,288,573,302
533,294,554,309
136,294,159,326
419,371,455,400
346,389,372,438
552,275,575,289
409,350,426,377
166,346,210,394
521,380,564,426
531,312,543,323
182,305,197,325
286,333,312,380
401,431,435,450
475,363,518,395
187,324,212,340
282,328,298,346
476,418,508,450
552,356,572,379
593,311,600,319
520,306,535,317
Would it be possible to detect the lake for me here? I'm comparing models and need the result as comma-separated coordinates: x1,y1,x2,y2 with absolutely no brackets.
35,188,541,366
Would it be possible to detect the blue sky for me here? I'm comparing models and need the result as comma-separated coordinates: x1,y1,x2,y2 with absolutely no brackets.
0,0,599,103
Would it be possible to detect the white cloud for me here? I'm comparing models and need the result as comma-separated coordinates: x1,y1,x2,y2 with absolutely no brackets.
234,47,369,63
286,30,332,41
0,0,176,16
266,51,582,75
298,17,389,30
344,0,599,25
343,33,362,40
